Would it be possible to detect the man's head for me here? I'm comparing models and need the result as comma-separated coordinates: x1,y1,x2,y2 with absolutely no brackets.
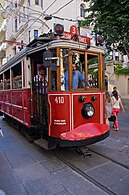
38,66,44,79
113,86,117,91
72,64,76,72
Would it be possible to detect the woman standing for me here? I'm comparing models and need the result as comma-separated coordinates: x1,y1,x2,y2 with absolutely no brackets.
105,91,113,126
111,90,125,130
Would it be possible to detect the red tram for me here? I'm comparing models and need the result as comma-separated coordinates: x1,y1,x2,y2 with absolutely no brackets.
0,36,109,149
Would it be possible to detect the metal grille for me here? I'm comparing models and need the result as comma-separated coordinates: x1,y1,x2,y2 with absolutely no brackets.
32,76,48,136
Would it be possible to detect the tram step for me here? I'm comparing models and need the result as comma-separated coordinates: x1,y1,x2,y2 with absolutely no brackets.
34,138,48,150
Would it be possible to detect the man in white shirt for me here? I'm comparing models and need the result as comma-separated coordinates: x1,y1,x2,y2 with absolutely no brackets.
34,66,47,94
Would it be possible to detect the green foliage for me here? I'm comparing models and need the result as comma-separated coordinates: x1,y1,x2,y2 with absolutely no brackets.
88,57,98,65
82,0,129,57
115,64,129,75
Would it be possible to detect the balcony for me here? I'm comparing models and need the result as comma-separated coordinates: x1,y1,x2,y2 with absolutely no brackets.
0,20,6,42
0,43,6,58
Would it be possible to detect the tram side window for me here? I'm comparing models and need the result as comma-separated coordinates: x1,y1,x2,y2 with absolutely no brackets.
0,74,3,90
51,59,57,91
60,49,69,91
4,70,10,90
87,54,99,88
12,63,22,89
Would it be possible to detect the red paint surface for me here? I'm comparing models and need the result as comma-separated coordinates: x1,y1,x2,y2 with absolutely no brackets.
0,89,31,127
60,123,109,141
48,93,71,137
48,92,105,138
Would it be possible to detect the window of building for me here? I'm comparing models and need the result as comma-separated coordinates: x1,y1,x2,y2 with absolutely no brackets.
80,4,85,17
34,30,38,38
35,0,39,5
28,0,30,6
15,18,17,32
23,6,26,18
41,0,43,8
19,13,21,24
13,46,16,55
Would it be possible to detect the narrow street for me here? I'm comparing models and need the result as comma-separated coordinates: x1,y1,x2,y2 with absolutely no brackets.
0,111,129,195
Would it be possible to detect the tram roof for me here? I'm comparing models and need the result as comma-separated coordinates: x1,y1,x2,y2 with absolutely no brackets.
26,39,105,56
0,39,104,73
0,48,27,73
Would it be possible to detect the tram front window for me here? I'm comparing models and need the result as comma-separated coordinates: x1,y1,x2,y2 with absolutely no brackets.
60,49,69,91
87,54,99,88
60,49,86,91
72,52,85,89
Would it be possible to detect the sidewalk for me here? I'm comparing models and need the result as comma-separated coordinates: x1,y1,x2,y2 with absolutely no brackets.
89,111,129,168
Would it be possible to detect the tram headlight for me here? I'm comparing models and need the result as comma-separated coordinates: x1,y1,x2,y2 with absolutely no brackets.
81,102,95,119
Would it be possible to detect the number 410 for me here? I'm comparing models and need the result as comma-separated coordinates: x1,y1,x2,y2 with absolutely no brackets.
55,96,64,104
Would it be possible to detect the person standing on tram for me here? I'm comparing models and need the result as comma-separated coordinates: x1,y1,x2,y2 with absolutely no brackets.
33,65,48,123
64,63,85,90
34,65,47,94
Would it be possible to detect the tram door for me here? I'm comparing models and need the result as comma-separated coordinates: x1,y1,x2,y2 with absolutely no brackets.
33,67,48,137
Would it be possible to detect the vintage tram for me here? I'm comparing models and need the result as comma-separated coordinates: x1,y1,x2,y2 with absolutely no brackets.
0,35,109,149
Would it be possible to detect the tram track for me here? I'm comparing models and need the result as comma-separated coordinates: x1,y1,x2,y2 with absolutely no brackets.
50,149,118,195
88,148,129,170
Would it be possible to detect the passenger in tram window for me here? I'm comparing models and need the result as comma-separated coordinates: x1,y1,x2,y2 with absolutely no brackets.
64,63,92,90
34,66,47,94
64,63,85,90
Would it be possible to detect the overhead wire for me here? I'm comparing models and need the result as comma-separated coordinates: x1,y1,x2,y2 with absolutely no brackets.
3,0,77,22
51,0,74,15
2,0,78,44
9,0,58,41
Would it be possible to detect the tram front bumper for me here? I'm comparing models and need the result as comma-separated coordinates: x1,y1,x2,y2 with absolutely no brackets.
59,123,109,147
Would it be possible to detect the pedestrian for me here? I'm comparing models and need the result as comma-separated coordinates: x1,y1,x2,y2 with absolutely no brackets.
105,91,113,126
111,86,120,97
111,90,125,130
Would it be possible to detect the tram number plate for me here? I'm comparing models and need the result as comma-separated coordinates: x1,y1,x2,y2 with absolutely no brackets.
55,96,64,104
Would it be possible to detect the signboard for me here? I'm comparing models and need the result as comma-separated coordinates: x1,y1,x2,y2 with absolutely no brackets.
61,25,90,45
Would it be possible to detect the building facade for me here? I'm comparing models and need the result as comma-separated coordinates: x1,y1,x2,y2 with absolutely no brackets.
0,0,90,64
0,0,7,66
